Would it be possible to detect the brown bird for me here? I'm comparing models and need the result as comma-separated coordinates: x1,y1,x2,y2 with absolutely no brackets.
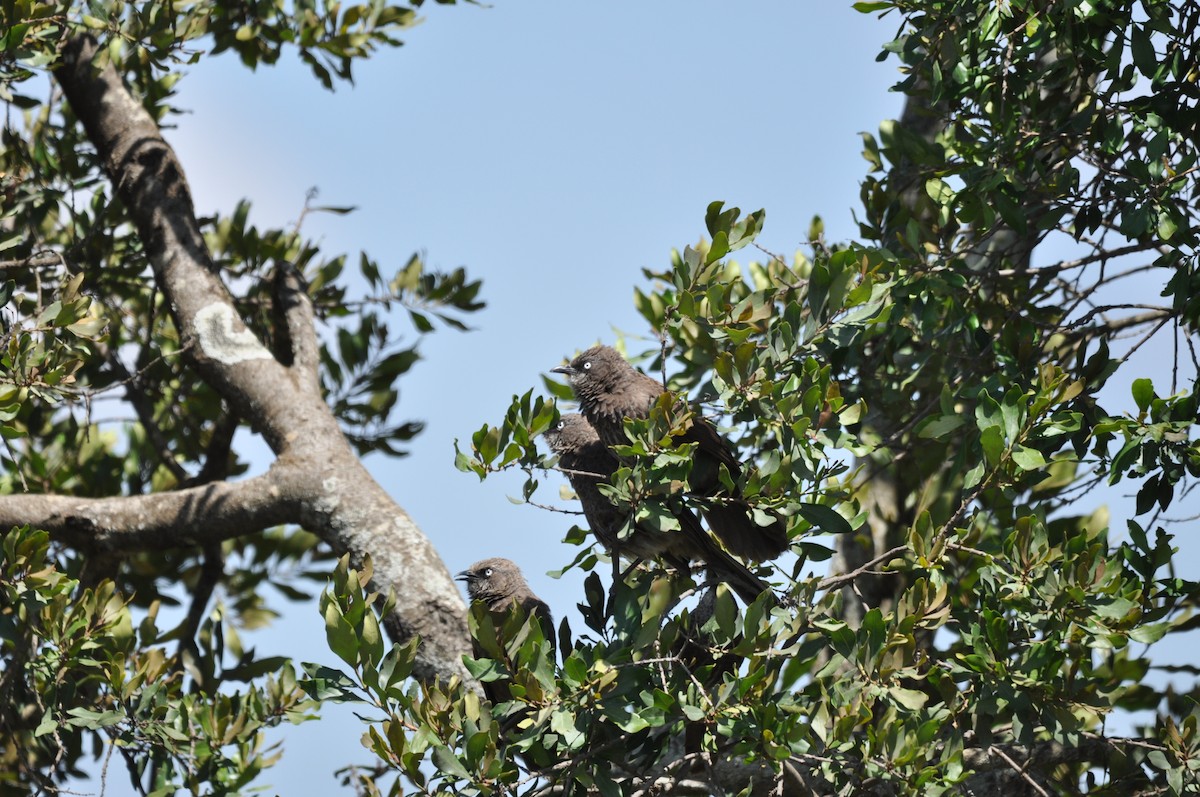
543,413,772,604
551,345,788,561
457,558,557,740
458,558,555,648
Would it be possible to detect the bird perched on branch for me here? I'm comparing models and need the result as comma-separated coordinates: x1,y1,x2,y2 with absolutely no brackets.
544,413,772,604
457,558,557,738
457,557,556,661
551,345,788,562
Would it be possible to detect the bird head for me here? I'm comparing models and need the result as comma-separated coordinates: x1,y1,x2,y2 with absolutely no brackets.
456,557,527,603
541,412,600,455
550,345,622,391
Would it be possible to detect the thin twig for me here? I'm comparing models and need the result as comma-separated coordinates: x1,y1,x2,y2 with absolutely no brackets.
816,544,908,591
988,745,1051,797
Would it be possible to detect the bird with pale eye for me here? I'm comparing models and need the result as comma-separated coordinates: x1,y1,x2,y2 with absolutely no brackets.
543,413,772,604
456,557,555,658
551,344,788,562
456,558,557,721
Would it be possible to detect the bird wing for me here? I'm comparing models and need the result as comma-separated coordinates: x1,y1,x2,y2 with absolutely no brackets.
677,414,743,484
675,506,772,604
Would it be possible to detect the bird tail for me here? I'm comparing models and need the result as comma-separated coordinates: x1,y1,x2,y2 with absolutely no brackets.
701,501,789,563
677,509,774,605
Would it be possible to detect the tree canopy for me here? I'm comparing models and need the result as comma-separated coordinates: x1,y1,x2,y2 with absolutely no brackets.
2,1,1199,796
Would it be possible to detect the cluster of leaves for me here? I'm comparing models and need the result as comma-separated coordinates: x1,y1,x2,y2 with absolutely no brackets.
317,475,1199,796
2,0,486,468
205,197,485,458
0,0,444,99
1,4,488,791
320,251,484,457
0,526,318,794
312,558,810,796
455,205,865,580
447,195,1199,793
440,2,1200,792
0,272,108,486
857,0,1198,249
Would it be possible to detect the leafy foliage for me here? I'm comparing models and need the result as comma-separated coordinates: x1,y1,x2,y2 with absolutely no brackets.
1,0,483,792
443,1,1200,793
0,527,317,794
3,0,1200,795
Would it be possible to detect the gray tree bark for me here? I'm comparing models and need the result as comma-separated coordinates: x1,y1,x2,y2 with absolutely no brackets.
0,34,474,684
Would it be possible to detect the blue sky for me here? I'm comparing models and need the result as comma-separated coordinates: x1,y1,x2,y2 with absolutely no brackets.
168,0,900,595
86,2,1195,793
156,4,902,790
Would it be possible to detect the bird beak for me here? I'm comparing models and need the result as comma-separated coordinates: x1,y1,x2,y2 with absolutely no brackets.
455,570,472,582
550,364,575,376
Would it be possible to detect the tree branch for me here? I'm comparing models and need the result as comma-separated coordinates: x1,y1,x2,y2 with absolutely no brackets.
0,468,297,552
49,34,472,684
54,35,295,453
818,544,908,592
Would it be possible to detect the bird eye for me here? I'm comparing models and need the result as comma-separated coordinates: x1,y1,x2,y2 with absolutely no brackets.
582,361,591,370
483,568,493,577
556,420,565,430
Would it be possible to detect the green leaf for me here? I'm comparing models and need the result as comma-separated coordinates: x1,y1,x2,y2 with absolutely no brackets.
34,714,58,737
360,607,383,665
980,425,1005,466
67,317,107,338
1011,445,1046,471
796,503,852,535
1129,623,1168,644
1094,596,1136,620
924,177,954,206
963,461,985,490
298,663,367,703
322,598,359,668
707,231,730,265
222,656,293,683
542,374,576,401
64,707,123,729
431,744,471,779
1129,25,1157,77
888,686,928,710
550,709,586,749
633,502,680,533
1131,378,1154,413
918,415,965,439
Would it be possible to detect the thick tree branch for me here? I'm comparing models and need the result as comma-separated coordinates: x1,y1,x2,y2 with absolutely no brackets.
55,35,296,454
47,33,472,684
0,468,297,551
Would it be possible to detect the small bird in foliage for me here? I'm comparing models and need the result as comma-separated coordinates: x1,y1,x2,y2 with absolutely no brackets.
453,556,556,729
544,413,773,604
551,344,788,561
457,557,554,650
